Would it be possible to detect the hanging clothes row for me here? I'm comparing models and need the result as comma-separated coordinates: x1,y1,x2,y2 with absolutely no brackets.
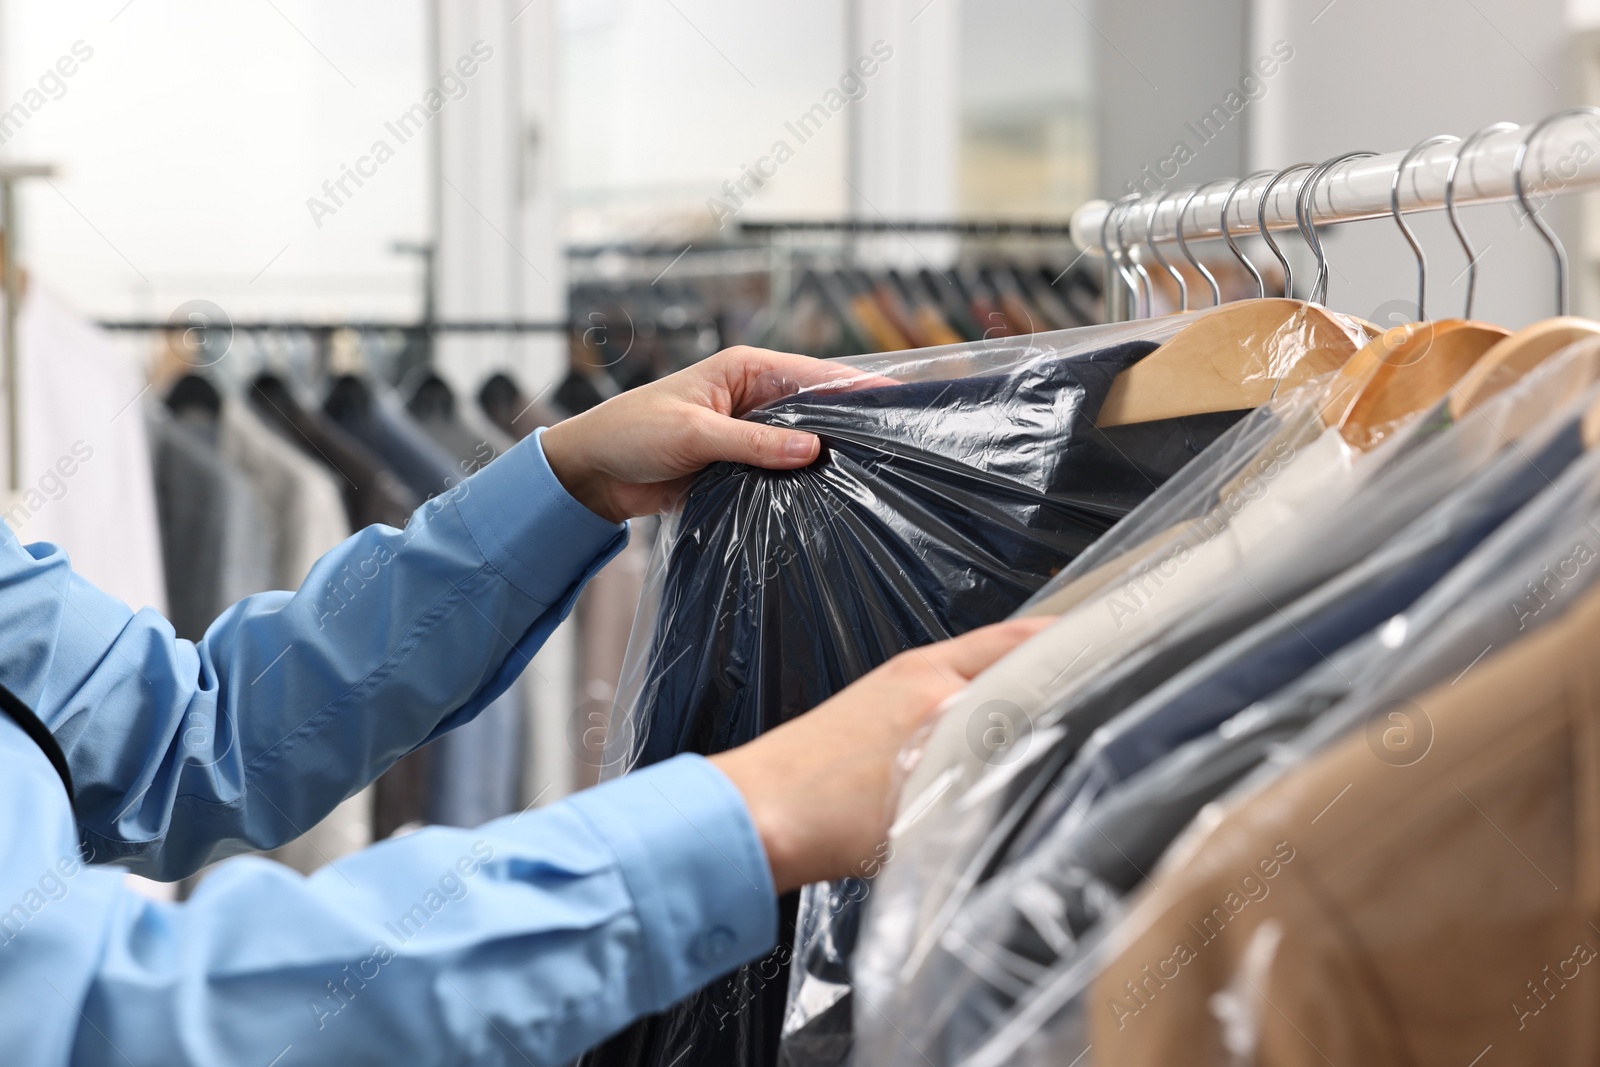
588,114,1600,1067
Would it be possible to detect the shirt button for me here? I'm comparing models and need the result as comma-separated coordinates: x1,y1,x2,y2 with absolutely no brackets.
692,925,737,966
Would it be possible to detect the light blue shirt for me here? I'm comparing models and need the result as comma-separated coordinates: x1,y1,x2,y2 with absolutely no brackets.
0,428,777,1065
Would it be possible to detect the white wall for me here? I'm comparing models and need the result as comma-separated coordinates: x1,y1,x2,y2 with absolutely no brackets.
1090,0,1576,328
1572,0,1600,28
1094,0,1252,196
1248,0,1570,328
557,0,853,238
1,0,431,321
849,0,959,221
435,0,566,395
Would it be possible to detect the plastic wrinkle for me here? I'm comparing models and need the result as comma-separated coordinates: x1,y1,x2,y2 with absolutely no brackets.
916,347,1600,1067
587,313,1249,1067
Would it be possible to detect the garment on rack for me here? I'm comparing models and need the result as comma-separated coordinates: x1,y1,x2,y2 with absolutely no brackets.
591,322,1249,1067
573,527,654,789
896,392,1590,1066
10,286,167,615
863,337,1600,1067
921,269,984,341
1015,266,1094,331
555,366,622,417
853,337,1592,1066
852,376,1368,1031
1082,446,1600,1067
479,371,560,441
218,400,352,592
1020,407,1584,855
147,408,274,643
324,375,463,499
885,271,967,347
406,371,507,468
250,373,416,532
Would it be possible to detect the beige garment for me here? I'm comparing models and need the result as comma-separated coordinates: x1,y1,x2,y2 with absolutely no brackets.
572,524,652,790
219,401,352,590
1089,575,1600,1066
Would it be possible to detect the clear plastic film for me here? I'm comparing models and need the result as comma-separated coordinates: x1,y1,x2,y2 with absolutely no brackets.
583,309,1249,1067
1009,407,1600,1067
908,358,1600,1066
598,310,1217,777
939,351,1600,1067
850,375,1366,1058
766,306,1376,1065
852,336,1600,1067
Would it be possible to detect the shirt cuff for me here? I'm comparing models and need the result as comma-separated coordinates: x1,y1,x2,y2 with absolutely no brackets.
566,754,779,1009
454,426,628,606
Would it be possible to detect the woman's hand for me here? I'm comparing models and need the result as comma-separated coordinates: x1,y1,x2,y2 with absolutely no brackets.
709,618,1055,893
542,346,866,524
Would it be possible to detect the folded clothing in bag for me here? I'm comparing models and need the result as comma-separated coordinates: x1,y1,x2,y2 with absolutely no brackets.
584,337,1245,1067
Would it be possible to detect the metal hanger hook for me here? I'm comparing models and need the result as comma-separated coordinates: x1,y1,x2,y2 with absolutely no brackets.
1512,107,1600,317
1258,163,1314,299
1298,150,1378,306
1446,122,1518,319
1099,193,1140,318
1390,134,1460,321
1177,180,1228,307
1114,194,1154,318
1145,190,1187,312
1222,170,1275,299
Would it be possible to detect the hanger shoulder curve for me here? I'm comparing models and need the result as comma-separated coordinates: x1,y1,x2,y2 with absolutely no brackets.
1582,391,1600,449
1446,316,1600,420
1330,320,1508,449
1095,299,1362,428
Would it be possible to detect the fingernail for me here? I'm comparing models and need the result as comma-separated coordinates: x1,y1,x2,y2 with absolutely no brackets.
784,434,818,460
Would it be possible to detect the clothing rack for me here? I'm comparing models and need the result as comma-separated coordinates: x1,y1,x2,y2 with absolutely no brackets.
96,319,572,334
1070,110,1600,320
727,217,1093,351
738,219,1077,236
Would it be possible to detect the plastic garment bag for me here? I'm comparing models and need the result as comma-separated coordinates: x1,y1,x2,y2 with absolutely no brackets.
1056,429,1600,1067
768,303,1369,1062
849,373,1369,1058
582,313,1242,1067
853,342,1600,1067
906,364,1600,1067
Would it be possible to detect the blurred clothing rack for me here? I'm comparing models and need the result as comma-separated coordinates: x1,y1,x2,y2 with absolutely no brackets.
729,217,1089,352
96,319,572,334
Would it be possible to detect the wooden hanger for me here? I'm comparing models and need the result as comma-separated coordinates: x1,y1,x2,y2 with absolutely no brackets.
1095,298,1366,427
1320,319,1507,450
1307,135,1517,449
1096,167,1372,429
1582,389,1600,448
1446,317,1600,419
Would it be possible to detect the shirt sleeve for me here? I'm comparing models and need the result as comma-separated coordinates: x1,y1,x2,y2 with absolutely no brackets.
0,428,627,880
0,743,778,1066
